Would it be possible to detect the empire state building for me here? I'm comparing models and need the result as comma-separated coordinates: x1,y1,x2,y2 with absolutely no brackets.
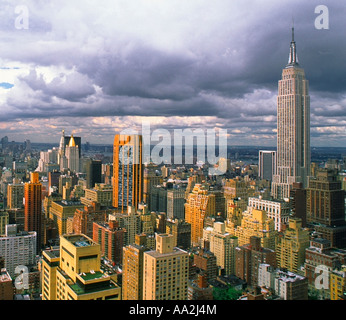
272,28,310,200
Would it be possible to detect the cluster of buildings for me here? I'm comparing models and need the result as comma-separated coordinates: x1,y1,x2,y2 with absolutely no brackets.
0,29,345,301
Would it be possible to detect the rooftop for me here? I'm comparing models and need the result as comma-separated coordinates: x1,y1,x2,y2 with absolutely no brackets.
276,269,305,282
43,248,60,260
78,270,109,282
63,234,96,247
56,200,82,207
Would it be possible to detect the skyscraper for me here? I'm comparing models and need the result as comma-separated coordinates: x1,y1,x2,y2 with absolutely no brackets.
276,217,310,273
202,221,239,275
272,28,310,200
166,188,185,220
122,235,150,300
185,184,215,247
24,172,42,249
85,159,102,189
113,134,143,212
65,135,80,173
92,220,125,265
143,234,189,300
58,130,82,171
306,169,346,248
258,150,276,181
7,182,24,209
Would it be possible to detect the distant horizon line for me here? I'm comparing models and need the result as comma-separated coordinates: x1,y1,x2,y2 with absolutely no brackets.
9,141,346,150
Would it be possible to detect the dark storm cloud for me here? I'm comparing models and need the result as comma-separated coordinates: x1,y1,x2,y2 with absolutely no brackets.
20,69,96,102
0,0,345,146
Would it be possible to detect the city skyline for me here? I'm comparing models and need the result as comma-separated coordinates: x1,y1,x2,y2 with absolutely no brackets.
0,1,345,147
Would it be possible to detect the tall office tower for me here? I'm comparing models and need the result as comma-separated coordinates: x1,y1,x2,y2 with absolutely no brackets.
48,170,61,195
7,182,24,209
64,134,82,158
58,130,82,169
235,236,276,289
85,159,102,189
113,134,143,213
289,182,307,227
58,129,66,163
143,234,189,300
65,135,80,173
41,234,121,300
0,224,36,277
122,235,150,300
92,220,125,265
306,169,346,248
272,28,310,200
247,196,291,231
167,188,185,220
24,172,42,249
276,217,310,273
185,184,215,246
149,185,168,213
202,221,238,275
143,163,161,206
258,150,276,181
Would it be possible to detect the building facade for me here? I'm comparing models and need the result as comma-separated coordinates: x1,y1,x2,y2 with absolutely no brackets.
41,234,121,300
143,234,189,300
185,184,215,246
122,235,150,300
202,221,238,275
93,220,125,265
0,224,36,278
248,196,290,231
272,28,310,200
276,217,310,273
258,150,276,181
24,172,42,249
113,134,143,213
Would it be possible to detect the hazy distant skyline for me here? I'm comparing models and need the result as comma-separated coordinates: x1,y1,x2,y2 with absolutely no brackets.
0,0,345,147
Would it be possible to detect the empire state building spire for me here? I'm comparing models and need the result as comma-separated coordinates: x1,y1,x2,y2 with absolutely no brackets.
271,27,310,200
287,27,298,66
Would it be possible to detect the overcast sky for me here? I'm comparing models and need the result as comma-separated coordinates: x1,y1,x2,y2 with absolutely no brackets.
0,0,345,147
